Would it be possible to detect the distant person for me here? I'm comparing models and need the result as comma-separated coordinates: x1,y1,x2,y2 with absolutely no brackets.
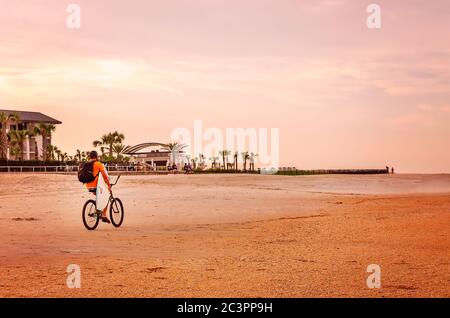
391,167,394,174
386,166,389,173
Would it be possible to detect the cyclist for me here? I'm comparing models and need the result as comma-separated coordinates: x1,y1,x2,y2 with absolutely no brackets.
85,150,112,224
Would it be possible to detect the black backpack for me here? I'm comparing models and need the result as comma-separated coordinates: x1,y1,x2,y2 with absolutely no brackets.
78,161,97,184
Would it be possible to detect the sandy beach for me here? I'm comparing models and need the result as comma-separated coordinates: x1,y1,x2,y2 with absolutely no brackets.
0,173,449,297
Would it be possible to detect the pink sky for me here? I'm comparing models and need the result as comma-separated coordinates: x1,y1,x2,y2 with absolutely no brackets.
0,0,449,172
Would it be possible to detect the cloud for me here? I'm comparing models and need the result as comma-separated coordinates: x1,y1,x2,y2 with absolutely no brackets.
298,0,348,13
383,111,441,128
417,104,434,112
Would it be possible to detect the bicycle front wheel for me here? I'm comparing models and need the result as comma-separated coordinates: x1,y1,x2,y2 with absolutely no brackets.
82,199,100,230
110,198,124,227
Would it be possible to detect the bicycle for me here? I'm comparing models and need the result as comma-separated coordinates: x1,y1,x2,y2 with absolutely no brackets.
82,175,124,230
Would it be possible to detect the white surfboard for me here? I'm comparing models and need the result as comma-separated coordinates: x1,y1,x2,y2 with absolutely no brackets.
96,168,110,211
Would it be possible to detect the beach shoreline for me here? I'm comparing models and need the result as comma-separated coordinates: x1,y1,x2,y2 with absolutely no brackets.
0,174,449,297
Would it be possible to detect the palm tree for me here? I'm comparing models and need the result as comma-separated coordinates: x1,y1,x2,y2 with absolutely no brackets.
10,145,21,160
112,144,130,161
93,134,113,157
112,144,130,157
7,132,19,160
75,149,82,162
209,156,220,169
249,152,258,171
93,131,125,158
198,153,206,169
8,129,30,160
241,151,250,171
219,150,231,170
34,123,56,161
162,142,186,152
0,112,9,160
55,149,62,162
0,112,20,160
192,157,199,170
162,142,187,164
234,151,239,171
47,144,58,161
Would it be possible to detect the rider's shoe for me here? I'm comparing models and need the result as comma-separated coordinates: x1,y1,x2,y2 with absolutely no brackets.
101,217,111,224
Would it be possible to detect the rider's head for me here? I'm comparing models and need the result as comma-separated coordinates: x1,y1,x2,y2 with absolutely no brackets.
89,151,98,160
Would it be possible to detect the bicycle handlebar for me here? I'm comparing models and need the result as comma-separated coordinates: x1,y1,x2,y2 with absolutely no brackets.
111,174,121,186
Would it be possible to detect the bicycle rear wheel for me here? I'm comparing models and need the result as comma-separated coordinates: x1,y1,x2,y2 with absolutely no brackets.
82,199,100,230
110,198,124,227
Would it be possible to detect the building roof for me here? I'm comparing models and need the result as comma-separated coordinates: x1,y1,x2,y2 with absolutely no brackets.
0,109,62,124
124,143,167,154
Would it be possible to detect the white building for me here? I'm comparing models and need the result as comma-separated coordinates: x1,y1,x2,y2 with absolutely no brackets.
0,109,62,160
125,143,188,170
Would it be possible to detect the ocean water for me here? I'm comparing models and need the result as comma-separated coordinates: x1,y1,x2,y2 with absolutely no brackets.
274,174,450,195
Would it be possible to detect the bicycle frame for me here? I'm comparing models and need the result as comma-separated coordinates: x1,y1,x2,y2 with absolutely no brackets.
108,174,121,206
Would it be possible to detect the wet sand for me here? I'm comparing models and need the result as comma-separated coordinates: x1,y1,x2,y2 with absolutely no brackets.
0,173,449,297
